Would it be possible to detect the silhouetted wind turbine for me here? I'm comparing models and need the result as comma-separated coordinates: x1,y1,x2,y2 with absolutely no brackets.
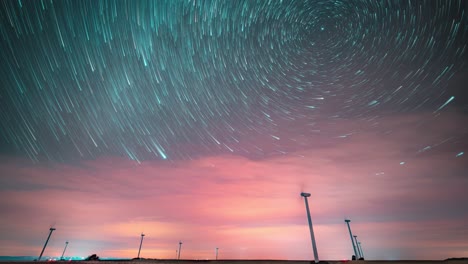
178,241,182,260
358,241,364,259
60,241,69,260
345,219,358,258
137,233,145,259
301,192,319,263
38,227,56,261
353,235,360,259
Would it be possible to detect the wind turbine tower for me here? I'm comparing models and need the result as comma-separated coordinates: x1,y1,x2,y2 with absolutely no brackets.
353,235,360,259
358,242,364,259
345,219,358,258
137,233,145,259
178,241,182,260
216,247,219,260
60,241,69,260
300,192,319,263
38,227,56,261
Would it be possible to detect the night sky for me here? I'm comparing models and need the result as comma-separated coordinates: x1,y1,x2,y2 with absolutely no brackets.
1,0,467,261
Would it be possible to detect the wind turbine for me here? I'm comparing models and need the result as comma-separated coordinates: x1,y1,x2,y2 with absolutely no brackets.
358,242,364,259
137,233,145,259
353,235,360,259
60,241,69,260
300,192,319,263
345,219,358,259
178,241,182,260
38,227,56,261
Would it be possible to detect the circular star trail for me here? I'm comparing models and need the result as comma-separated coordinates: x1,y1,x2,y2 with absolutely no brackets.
0,0,467,162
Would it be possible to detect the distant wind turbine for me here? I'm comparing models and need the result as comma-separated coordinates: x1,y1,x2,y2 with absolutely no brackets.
353,235,360,259
60,241,69,260
358,241,364,259
137,233,145,259
178,241,182,260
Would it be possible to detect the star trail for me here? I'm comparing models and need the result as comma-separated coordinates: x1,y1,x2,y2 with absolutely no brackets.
0,0,467,162
1,1,468,259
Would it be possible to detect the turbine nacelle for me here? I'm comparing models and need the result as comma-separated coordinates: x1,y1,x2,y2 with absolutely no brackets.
301,192,311,197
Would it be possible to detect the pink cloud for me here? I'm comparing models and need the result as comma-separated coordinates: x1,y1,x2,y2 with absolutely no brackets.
0,111,467,260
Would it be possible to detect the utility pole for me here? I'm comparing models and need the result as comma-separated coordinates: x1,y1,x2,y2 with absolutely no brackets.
38,227,56,261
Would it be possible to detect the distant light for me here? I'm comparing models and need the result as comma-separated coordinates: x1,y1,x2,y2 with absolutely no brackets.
400,161,405,165
456,152,464,157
